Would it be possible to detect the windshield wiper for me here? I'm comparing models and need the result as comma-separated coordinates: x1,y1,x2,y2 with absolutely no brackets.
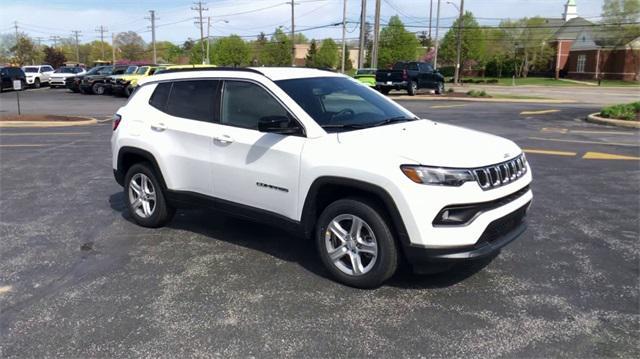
368,116,418,127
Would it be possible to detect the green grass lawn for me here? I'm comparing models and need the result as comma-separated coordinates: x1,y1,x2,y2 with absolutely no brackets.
459,77,640,87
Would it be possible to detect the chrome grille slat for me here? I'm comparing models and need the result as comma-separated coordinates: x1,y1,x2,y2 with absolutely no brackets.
473,154,527,190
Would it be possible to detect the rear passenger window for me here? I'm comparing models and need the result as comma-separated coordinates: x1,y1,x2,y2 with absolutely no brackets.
166,80,219,122
149,82,171,111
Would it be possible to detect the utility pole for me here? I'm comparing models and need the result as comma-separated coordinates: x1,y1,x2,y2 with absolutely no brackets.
341,0,347,73
428,0,433,39
433,0,441,69
71,30,81,62
50,35,61,47
192,1,208,64
357,0,367,69
288,1,297,66
13,21,19,42
371,0,381,69
453,0,464,84
206,16,211,64
95,25,108,59
34,37,43,46
146,11,157,64
111,33,116,65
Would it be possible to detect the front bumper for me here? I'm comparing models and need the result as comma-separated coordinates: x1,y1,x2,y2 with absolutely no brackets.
50,78,66,86
404,201,530,272
25,77,35,84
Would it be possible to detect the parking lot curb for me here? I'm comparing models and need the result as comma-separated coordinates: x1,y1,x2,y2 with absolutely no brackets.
0,117,98,128
586,112,640,129
389,95,577,104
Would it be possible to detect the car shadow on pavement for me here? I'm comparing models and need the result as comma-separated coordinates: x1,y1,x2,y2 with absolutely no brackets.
109,192,496,289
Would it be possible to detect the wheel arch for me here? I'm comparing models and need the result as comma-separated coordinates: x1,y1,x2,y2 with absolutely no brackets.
116,146,167,190
300,176,410,246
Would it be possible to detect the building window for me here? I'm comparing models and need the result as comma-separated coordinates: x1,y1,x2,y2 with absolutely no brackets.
577,54,586,73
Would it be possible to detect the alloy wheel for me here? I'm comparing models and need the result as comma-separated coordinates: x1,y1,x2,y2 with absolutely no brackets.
324,214,378,276
128,173,156,218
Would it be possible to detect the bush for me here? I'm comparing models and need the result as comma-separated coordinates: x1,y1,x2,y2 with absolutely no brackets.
466,90,489,97
446,87,454,93
600,102,640,121
486,79,499,84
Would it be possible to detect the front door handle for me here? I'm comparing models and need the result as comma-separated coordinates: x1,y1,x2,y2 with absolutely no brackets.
151,122,167,131
213,134,234,144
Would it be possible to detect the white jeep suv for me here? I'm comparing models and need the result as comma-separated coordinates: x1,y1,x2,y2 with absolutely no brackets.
111,67,532,288
22,65,54,88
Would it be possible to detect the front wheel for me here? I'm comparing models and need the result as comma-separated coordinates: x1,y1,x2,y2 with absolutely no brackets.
379,87,391,95
123,85,132,97
92,82,104,95
316,198,398,288
33,78,41,88
124,163,175,228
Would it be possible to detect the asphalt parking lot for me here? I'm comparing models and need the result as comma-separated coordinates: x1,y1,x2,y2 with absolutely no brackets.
1,89,639,357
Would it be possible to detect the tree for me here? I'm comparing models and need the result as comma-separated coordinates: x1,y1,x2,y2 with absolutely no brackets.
188,39,208,64
439,12,486,73
315,38,339,68
294,33,309,44
115,31,146,61
377,16,420,68
43,46,66,68
212,35,251,66
342,45,353,71
155,41,183,63
0,33,17,64
250,32,269,65
305,39,319,67
600,0,640,80
11,36,39,65
498,17,554,77
262,28,292,66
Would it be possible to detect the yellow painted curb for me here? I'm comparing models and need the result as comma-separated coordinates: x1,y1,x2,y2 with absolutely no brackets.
0,117,97,128
586,112,640,129
582,152,640,160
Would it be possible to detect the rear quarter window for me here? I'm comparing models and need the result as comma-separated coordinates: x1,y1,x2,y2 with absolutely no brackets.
149,82,172,111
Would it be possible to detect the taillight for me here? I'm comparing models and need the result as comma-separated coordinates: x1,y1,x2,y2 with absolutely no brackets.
112,114,122,131
402,69,408,80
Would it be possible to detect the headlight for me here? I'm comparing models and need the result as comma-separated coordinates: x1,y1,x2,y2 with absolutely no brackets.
401,165,475,186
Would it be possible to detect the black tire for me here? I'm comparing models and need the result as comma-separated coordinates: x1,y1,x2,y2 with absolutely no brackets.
316,198,398,289
407,80,417,96
20,80,26,91
123,85,132,97
92,82,104,95
33,78,40,88
124,163,175,228
379,87,391,95
435,81,444,95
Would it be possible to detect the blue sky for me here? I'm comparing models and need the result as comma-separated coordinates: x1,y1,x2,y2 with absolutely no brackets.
1,0,606,45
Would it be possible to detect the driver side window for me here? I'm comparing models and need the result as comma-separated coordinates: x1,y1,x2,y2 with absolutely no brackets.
221,80,295,131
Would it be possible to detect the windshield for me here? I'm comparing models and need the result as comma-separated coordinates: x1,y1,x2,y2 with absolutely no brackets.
276,77,415,132
125,66,138,74
54,67,80,73
86,66,106,75
23,67,38,73
136,66,149,75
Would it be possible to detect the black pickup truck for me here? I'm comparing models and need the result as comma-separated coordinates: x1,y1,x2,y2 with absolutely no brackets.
375,61,445,96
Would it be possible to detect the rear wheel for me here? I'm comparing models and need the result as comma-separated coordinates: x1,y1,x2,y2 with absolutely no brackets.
407,80,417,96
316,198,398,288
379,87,391,95
435,81,444,95
124,163,175,228
123,85,132,97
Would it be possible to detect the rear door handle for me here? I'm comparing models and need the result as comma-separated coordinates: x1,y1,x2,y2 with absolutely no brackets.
151,122,167,131
213,134,234,144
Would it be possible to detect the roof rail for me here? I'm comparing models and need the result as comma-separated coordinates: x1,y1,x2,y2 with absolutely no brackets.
159,67,264,75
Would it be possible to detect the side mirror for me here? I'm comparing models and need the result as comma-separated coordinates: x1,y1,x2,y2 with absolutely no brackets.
258,115,299,134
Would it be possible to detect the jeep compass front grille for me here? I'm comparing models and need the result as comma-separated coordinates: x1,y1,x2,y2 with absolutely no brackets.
474,154,527,190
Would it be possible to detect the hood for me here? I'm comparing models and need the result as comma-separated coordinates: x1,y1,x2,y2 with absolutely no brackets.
51,73,78,79
120,74,142,82
336,120,522,168
110,74,127,80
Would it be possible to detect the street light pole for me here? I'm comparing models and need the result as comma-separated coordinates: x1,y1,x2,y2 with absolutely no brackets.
452,0,464,85
433,0,441,69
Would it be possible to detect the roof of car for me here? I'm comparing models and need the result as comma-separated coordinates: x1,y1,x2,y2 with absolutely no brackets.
138,66,342,86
